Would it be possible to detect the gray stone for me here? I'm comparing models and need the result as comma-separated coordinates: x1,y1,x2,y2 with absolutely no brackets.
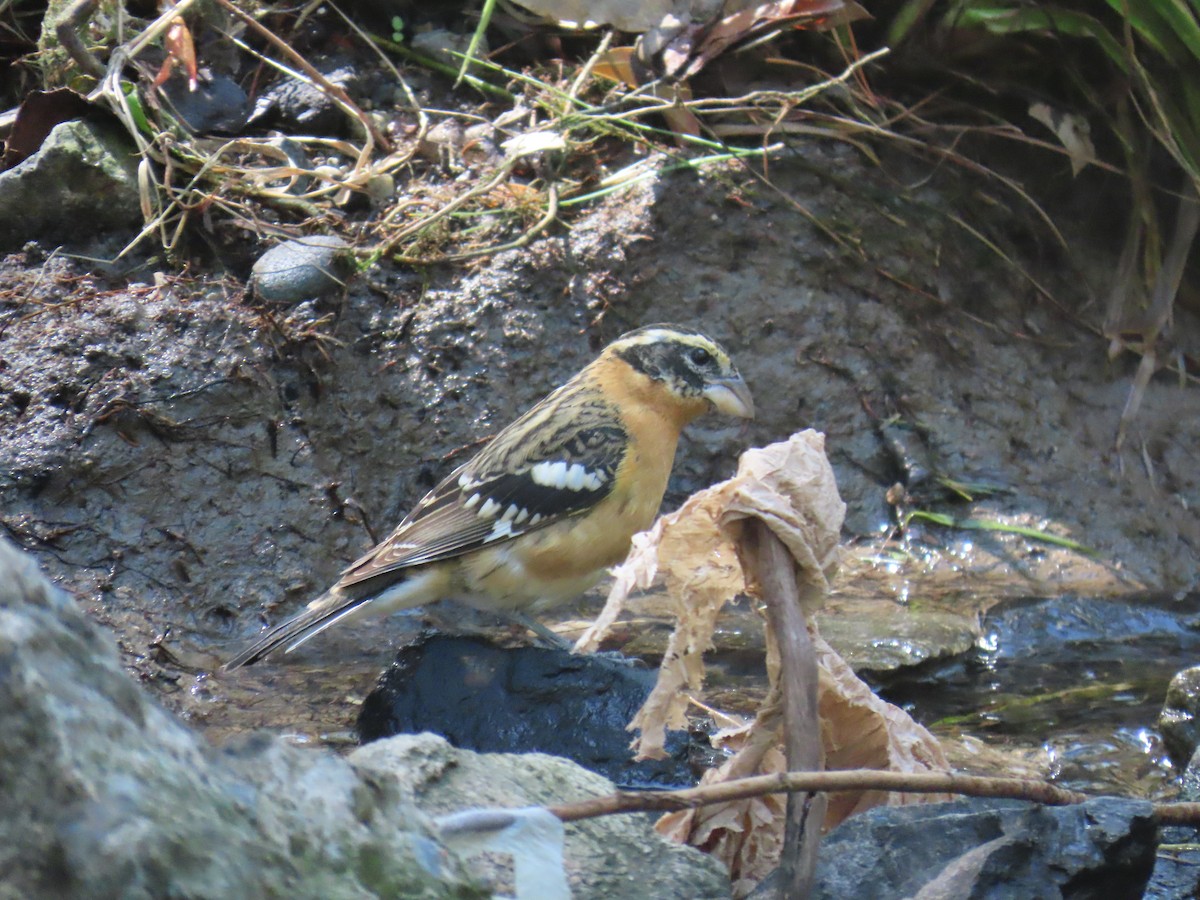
1,539,729,899
1146,747,1200,899
0,119,140,248
806,797,1155,900
352,734,732,900
0,538,481,899
252,234,352,303
1158,665,1200,767
818,604,978,675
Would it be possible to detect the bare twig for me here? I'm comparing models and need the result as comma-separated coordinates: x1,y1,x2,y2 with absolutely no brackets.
741,522,824,899
55,0,105,80
550,769,1087,823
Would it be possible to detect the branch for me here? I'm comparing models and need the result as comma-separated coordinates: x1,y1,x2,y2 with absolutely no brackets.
741,521,824,898
548,769,1090,823
548,767,1200,827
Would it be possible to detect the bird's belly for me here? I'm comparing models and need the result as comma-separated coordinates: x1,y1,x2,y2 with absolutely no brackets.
456,496,658,613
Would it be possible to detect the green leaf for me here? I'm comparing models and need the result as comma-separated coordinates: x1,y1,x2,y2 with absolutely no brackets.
948,4,1131,73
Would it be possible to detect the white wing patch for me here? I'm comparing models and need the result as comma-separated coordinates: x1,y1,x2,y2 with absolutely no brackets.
530,460,607,492
478,497,501,518
485,519,515,542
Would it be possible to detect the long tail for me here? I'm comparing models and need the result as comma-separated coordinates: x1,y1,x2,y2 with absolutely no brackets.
222,566,448,670
222,588,369,670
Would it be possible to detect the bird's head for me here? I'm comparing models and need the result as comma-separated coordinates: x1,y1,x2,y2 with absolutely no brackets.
603,324,754,423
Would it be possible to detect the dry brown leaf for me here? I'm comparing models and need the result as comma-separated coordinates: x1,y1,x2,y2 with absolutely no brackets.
719,430,845,607
154,14,198,91
814,629,950,827
657,742,788,894
674,0,872,80
580,431,843,757
584,430,948,889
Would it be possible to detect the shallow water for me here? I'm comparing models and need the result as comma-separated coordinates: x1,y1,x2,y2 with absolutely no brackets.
193,532,1190,803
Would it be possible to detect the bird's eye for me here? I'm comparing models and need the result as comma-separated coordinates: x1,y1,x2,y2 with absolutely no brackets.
689,347,713,366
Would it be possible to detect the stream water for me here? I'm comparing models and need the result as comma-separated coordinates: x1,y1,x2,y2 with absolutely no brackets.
696,543,1197,800
196,537,1195,803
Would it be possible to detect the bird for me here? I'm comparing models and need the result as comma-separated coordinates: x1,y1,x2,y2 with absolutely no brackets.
223,324,754,669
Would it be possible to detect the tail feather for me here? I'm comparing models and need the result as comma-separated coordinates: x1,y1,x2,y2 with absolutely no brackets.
223,566,451,669
222,589,367,670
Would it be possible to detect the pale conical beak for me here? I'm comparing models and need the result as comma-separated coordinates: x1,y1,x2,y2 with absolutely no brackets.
703,376,755,419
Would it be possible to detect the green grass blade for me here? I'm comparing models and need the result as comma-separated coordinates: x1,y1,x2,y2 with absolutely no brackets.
903,509,1097,556
456,0,497,87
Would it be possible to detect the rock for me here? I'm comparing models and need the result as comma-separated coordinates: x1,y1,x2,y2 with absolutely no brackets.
251,234,351,302
1146,747,1200,899
801,797,1156,900
351,733,731,900
1159,666,1200,767
0,119,140,248
982,594,1200,660
357,635,702,788
0,538,480,898
161,72,250,134
817,603,979,677
248,56,360,134
2,539,729,898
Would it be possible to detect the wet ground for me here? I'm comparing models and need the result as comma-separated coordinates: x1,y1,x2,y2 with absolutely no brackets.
4,144,1200,798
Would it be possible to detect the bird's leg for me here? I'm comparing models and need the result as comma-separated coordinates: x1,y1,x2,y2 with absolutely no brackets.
505,611,576,651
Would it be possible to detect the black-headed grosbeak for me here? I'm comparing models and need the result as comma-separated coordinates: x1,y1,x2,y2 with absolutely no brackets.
224,324,753,669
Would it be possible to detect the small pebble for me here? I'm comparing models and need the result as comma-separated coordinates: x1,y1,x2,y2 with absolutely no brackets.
251,235,351,303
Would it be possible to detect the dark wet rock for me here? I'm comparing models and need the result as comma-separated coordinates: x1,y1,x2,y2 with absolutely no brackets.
1146,747,1200,900
357,635,702,788
983,593,1200,659
0,537,482,898
1158,666,1200,767
251,234,352,302
352,733,731,900
249,57,361,133
786,797,1156,900
0,118,139,248
161,72,250,134
1148,823,1200,899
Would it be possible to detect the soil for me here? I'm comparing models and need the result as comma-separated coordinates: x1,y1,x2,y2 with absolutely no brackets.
3,140,1199,744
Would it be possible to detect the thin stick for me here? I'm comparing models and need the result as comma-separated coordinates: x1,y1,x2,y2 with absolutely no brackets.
547,769,1090,823
742,522,824,899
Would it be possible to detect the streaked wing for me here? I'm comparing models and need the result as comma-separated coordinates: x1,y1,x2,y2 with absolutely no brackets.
335,381,627,590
